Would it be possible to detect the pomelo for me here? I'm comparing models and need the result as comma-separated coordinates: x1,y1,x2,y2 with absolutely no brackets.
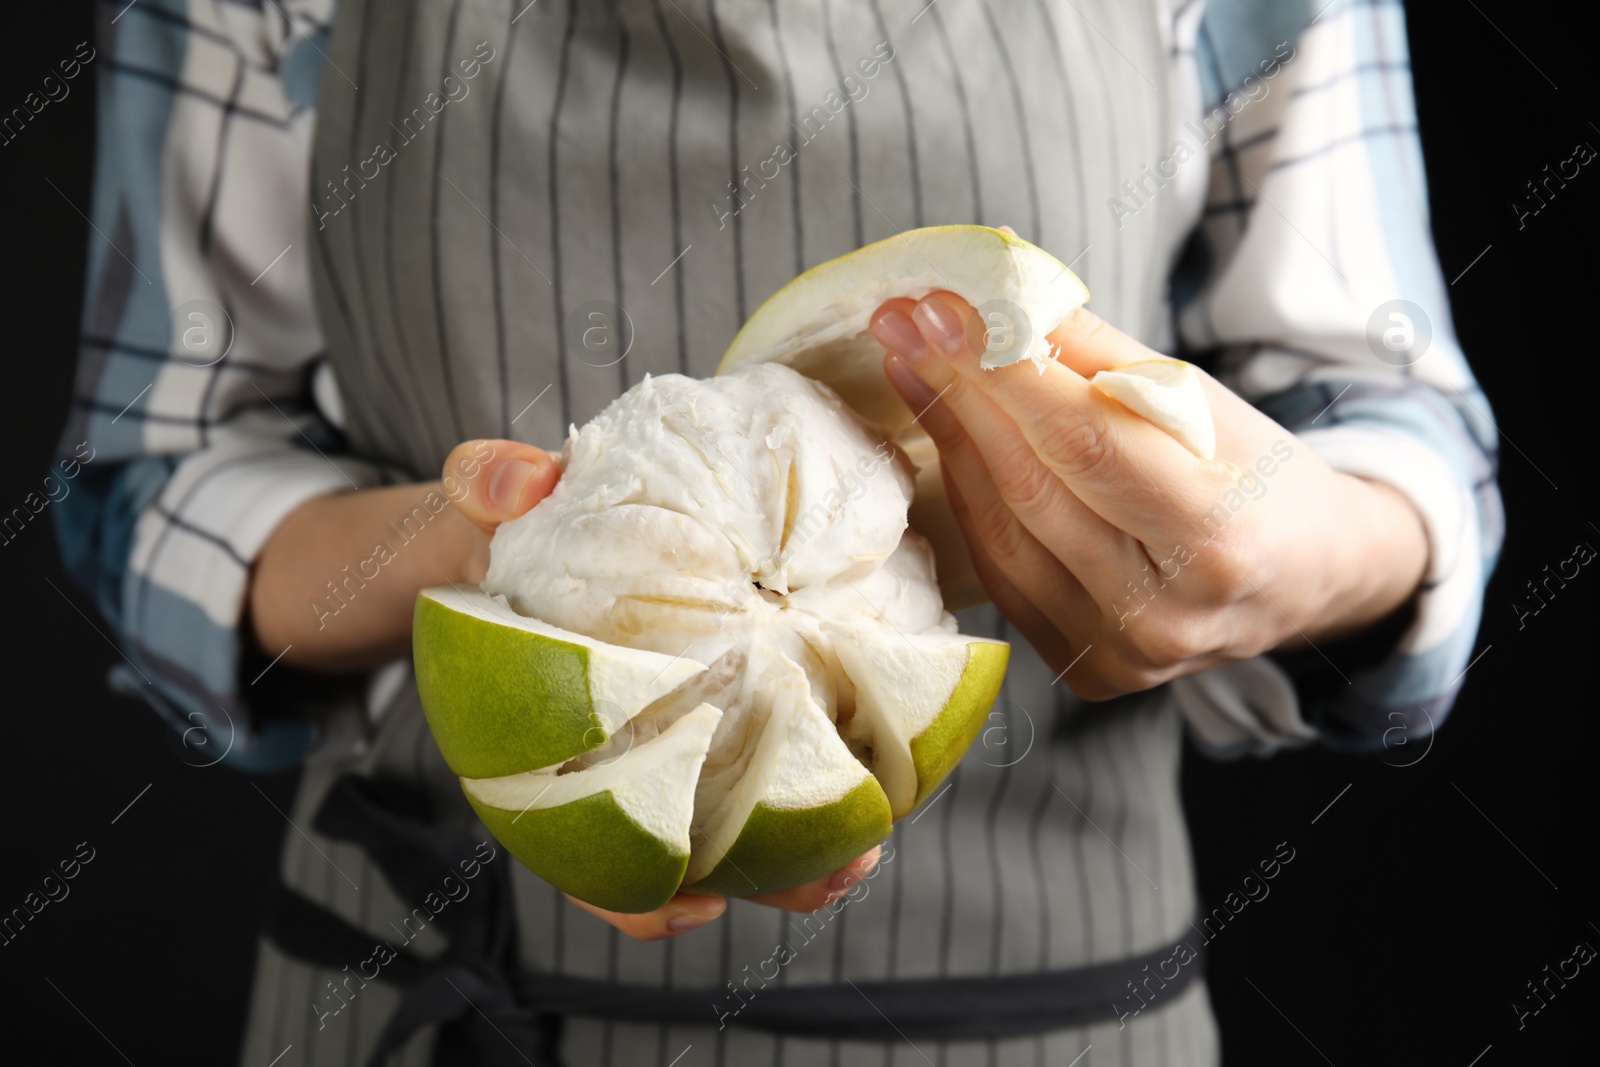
415,226,1212,913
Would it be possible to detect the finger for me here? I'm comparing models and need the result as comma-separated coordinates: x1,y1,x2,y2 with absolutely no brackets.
876,303,1150,601
946,464,1202,700
907,293,1222,552
882,294,1168,379
996,224,1018,237
869,297,925,360
745,847,882,912
565,890,727,941
443,439,560,537
940,469,1075,669
882,350,1105,615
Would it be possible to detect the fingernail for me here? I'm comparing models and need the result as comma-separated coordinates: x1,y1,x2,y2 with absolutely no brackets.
667,912,715,934
872,309,928,363
489,459,539,514
914,298,967,355
885,355,937,410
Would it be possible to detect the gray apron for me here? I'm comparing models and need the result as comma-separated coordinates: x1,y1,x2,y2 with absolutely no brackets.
240,1,1219,1064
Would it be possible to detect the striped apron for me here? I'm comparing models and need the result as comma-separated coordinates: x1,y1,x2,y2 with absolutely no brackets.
240,1,1220,1064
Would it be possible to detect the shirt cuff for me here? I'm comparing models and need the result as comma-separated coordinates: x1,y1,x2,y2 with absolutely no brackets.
118,436,386,770
1176,422,1486,756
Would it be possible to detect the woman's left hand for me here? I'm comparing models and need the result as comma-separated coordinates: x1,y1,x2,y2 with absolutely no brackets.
869,290,1430,700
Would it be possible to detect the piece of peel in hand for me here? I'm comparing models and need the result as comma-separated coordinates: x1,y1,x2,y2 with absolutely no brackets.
1089,359,1216,459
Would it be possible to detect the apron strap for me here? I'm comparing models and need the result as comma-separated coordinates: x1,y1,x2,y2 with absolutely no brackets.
507,944,1203,1040
266,775,560,1067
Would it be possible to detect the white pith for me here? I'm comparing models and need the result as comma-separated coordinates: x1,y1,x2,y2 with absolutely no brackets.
463,703,722,855
827,621,1003,816
683,658,874,884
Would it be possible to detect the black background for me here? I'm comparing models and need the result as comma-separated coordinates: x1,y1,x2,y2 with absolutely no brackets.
0,2,1594,1064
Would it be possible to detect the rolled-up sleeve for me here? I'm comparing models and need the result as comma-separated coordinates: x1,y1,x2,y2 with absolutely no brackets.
1167,0,1503,755
54,0,383,770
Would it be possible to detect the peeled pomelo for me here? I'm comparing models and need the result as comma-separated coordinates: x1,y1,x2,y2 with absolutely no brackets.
415,364,1006,913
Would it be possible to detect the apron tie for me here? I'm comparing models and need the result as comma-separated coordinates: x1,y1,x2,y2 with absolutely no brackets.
266,775,558,1066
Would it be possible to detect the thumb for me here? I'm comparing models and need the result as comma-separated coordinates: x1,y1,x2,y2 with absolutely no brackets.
443,439,560,536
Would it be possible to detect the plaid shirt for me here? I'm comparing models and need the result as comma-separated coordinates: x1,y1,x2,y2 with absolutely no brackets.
55,0,1501,769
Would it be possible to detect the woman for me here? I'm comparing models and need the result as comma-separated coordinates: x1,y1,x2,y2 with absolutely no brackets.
58,0,1498,1063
